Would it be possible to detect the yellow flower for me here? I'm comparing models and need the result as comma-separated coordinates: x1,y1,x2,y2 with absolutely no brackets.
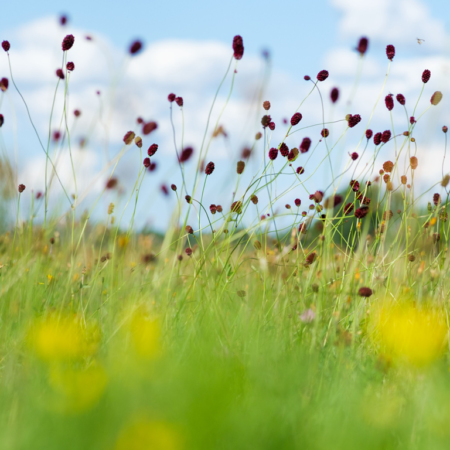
115,417,182,450
126,309,161,359
371,300,447,366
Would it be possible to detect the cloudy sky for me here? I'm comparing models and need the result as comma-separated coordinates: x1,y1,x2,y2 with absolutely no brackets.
0,0,449,231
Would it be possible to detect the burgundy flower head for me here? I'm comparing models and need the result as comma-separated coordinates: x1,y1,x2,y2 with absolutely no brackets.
309,190,324,203
304,75,311,81
433,193,441,206
210,204,217,214
268,121,275,130
321,128,329,138
2,41,10,52
350,180,360,192
56,69,64,80
0,78,8,92
268,148,278,160
168,93,176,102
296,166,304,174
175,97,183,107
205,161,215,175
290,112,302,126
295,198,301,207
357,37,369,56
355,206,369,219
179,146,193,162
365,129,373,140
280,143,289,157
148,144,158,156
143,157,151,168
171,184,177,191
263,100,270,110
358,287,373,297
233,35,244,60
348,114,361,128
149,162,157,172
142,121,158,135
410,116,416,124
344,203,354,215
0,114,4,127
351,152,359,160
123,131,135,145
422,69,431,84
300,137,311,153
74,109,81,117
261,115,271,128
18,184,26,193
385,95,394,111
374,132,382,145
161,185,169,196
381,130,391,143
129,40,143,55
62,34,75,51
66,61,75,71
396,94,405,105
60,15,67,26
386,45,395,61
53,130,61,142
288,148,299,161
330,87,339,104
317,70,329,82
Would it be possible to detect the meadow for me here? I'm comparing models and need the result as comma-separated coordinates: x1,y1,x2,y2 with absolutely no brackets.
0,30,449,449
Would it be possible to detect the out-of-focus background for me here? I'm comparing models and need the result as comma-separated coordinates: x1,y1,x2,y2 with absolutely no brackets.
0,0,449,230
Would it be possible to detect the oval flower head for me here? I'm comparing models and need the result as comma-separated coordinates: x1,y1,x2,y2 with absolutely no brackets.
371,299,447,367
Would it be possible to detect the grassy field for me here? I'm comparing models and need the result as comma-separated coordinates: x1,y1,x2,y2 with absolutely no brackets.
0,33,449,449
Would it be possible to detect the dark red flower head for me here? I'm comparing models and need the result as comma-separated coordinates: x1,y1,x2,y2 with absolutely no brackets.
66,61,75,71
433,193,441,206
205,161,215,175
123,131,135,145
56,68,64,80
321,128,329,138
374,132,382,145
148,144,158,156
350,180,360,192
410,116,416,124
351,152,358,160
296,166,304,174
295,198,301,207
74,109,81,117
304,75,311,81
385,95,394,111
233,35,244,60
309,190,324,203
62,34,75,51
168,93,176,102
106,178,118,189
268,121,275,130
317,70,329,81
290,112,302,126
142,121,158,135
161,185,169,196
381,130,391,143
18,184,26,193
53,130,61,141
185,247,193,256
348,114,361,128
149,162,157,172
143,157,151,168
268,148,278,160
300,137,311,153
60,15,67,25
344,203,354,215
263,100,271,110
422,69,431,83
1,41,10,52
261,115,271,128
396,94,405,105
365,129,373,139
171,184,177,191
210,204,217,214
279,143,289,157
0,78,8,92
175,97,183,107
0,114,4,127
231,201,243,214
185,195,192,204
129,40,143,55
358,287,373,297
386,45,395,61
330,87,339,104
355,206,369,218
179,146,193,162
357,37,369,56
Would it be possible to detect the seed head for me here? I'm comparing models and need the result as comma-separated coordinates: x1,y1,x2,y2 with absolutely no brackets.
358,287,373,297
231,201,243,214
330,87,339,104
143,158,151,168
310,190,324,203
236,160,246,174
348,114,361,128
60,15,68,25
357,37,369,56
106,178,118,189
255,132,262,140
56,69,64,80
129,40,143,55
263,100,271,110
290,112,302,126
74,109,81,117
383,161,394,173
365,129,373,139
18,184,25,193
295,199,301,207
410,156,418,170
408,254,416,262
179,147,193,162
351,152,358,160
205,161,215,175
373,132,382,145
123,131,135,145
431,91,443,106
134,136,142,148
410,116,416,124
108,203,114,215
401,175,407,185
66,61,75,71
317,70,329,81
62,34,75,51
296,166,305,174
168,93,176,102
422,69,431,83
381,130,391,143
216,205,223,213
233,35,244,60
268,148,278,160
149,162,157,172
321,128,329,138
385,95,394,111
2,41,10,52
396,94,405,105
186,225,194,235
300,137,311,153
386,45,395,61
279,143,289,157
0,78,8,92
383,174,390,183
250,195,258,205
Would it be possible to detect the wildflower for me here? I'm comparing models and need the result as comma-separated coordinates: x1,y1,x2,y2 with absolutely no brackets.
305,252,317,265
1,41,10,52
300,137,311,153
210,204,217,214
123,131,135,145
431,91,443,106
205,161,215,175
365,129,373,139
175,97,183,107
231,201,243,214
374,132,382,145
171,184,177,191
381,130,391,143
330,87,339,103
106,178,118,189
18,184,26,193
385,95,394,111
357,37,369,55
410,156,418,169
344,203,354,215
443,126,448,134
433,193,441,206
396,93,405,105
310,190,324,203
263,100,271,110
261,115,271,128
268,121,275,130
401,175,407,185
285,204,291,209
350,180,360,192
304,75,311,80
185,247,192,256
300,309,316,323
288,148,299,161
66,61,75,71
383,161,394,172
216,205,223,213
241,147,251,158
290,112,302,126
324,195,343,208
62,34,75,51
422,69,431,83
233,35,244,60
56,68,64,80
317,70,329,81
134,136,142,148
60,15,67,25
295,199,301,207
358,287,373,297
179,147,193,162
0,77,8,91
161,185,169,195
348,114,361,128
237,161,245,174
53,131,61,142
143,158,151,168
280,143,289,157
268,148,278,160
442,174,450,187
296,166,304,174
185,195,192,204
321,128,329,138
168,93,176,102
351,152,358,160
185,225,194,235
355,206,369,218
74,109,81,117
386,44,395,60
142,121,157,135
129,40,143,55
149,162,157,172
410,116,416,124
255,132,262,140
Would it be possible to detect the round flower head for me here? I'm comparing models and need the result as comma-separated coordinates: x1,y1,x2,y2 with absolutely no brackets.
357,37,369,56
431,91,443,106
350,180,360,192
233,35,244,60
142,121,158,135
171,184,177,191
261,115,271,128
300,137,311,153
250,195,258,204
290,112,302,126
185,247,193,256
268,148,278,160
62,34,75,51
396,94,405,105
60,15,67,25
330,87,339,104
2,40,10,52
351,152,358,160
381,130,391,143
355,206,369,218
143,158,151,168
237,161,245,174
374,132,382,145
175,97,183,107
386,45,395,61
321,128,329,138
295,199,301,207
18,184,26,193
134,136,142,148
210,204,217,214
385,95,394,111
443,126,448,134
263,100,271,110
422,69,431,83
205,161,215,175
344,203,354,215
296,167,304,174
268,122,275,130
433,193,441,206
185,195,192,204
348,114,361,128
288,148,299,161
129,40,143,55
74,109,81,117
231,201,243,214
279,143,289,157
66,61,75,71
123,131,135,145
365,129,373,139
179,146,193,162
410,116,416,124
317,70,329,81
358,287,373,297
0,78,8,92
304,75,311,81
148,144,158,156
168,93,176,102
56,69,64,80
